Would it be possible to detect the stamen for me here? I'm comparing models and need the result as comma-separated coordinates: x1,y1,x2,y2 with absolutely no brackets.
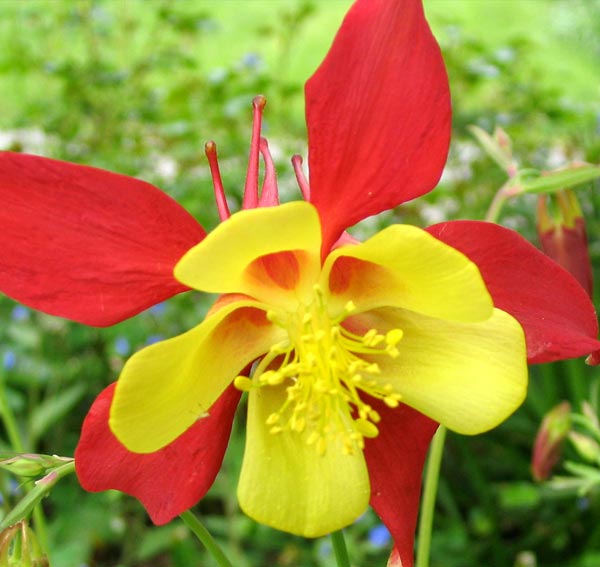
233,376,254,392
291,154,310,200
354,418,379,438
242,95,267,210
258,137,279,207
250,287,404,456
204,141,230,221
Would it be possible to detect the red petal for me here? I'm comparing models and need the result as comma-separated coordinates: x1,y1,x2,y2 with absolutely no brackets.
305,0,451,250
366,400,438,567
0,153,205,326
75,383,240,525
427,221,600,364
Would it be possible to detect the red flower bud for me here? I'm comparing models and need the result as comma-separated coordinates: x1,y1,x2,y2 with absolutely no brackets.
531,401,571,481
537,190,593,298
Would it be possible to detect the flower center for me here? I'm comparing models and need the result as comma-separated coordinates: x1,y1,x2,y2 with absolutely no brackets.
234,285,403,456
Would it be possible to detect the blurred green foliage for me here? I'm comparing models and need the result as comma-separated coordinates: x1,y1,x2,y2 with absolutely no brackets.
0,1,599,566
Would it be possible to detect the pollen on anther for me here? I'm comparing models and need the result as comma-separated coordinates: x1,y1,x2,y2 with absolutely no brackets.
354,418,379,438
384,396,401,408
233,376,254,392
266,413,280,425
344,300,356,313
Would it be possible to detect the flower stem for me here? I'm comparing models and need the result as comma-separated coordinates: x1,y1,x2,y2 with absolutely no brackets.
0,371,25,453
484,188,508,223
415,425,447,567
0,368,48,552
331,530,351,567
179,510,234,567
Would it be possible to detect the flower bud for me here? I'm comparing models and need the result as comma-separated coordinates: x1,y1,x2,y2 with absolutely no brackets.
0,521,48,567
531,401,571,481
537,190,593,298
0,454,72,479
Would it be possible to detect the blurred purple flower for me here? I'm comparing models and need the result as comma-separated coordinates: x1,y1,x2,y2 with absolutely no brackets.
3,351,16,370
11,305,29,321
114,337,131,357
369,524,391,547
149,302,167,316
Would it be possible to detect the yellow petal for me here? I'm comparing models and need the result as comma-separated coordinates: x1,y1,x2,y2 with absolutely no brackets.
110,299,283,453
324,225,493,322
238,385,371,537
350,307,527,434
174,202,322,307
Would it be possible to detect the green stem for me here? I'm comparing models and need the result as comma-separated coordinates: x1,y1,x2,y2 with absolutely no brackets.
416,425,447,567
179,510,233,567
484,187,509,223
331,530,351,567
0,371,48,551
0,373,25,453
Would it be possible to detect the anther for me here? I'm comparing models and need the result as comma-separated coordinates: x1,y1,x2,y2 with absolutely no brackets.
266,413,280,425
354,419,379,438
384,396,400,408
386,329,403,345
233,376,254,392
344,300,356,313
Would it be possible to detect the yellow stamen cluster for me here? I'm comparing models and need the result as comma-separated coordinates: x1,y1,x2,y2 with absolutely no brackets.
234,286,403,456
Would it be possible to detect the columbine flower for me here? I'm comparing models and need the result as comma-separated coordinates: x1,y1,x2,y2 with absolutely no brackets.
0,1,599,566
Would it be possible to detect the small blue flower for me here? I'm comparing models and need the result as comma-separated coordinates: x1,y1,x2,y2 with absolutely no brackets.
3,351,16,370
577,497,590,511
114,337,131,357
149,302,166,316
368,524,391,548
11,305,29,321
318,540,332,559
241,52,262,69
146,334,164,345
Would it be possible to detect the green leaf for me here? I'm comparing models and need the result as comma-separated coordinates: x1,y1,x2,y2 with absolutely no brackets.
29,384,86,444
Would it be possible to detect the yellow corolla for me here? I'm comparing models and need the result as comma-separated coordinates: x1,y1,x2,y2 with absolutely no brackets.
109,201,527,536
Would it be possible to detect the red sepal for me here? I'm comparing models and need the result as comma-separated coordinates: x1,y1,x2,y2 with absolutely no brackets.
0,153,205,326
427,221,600,364
305,0,451,250
366,400,439,567
75,383,240,525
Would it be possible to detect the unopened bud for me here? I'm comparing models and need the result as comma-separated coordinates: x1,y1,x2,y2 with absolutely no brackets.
537,190,593,297
0,453,69,479
531,401,571,481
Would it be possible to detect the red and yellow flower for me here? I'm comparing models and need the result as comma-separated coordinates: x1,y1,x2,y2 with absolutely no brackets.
0,1,598,566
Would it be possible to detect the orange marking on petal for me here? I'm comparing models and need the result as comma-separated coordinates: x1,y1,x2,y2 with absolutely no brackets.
328,256,392,298
214,307,271,338
207,293,256,317
246,250,303,290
